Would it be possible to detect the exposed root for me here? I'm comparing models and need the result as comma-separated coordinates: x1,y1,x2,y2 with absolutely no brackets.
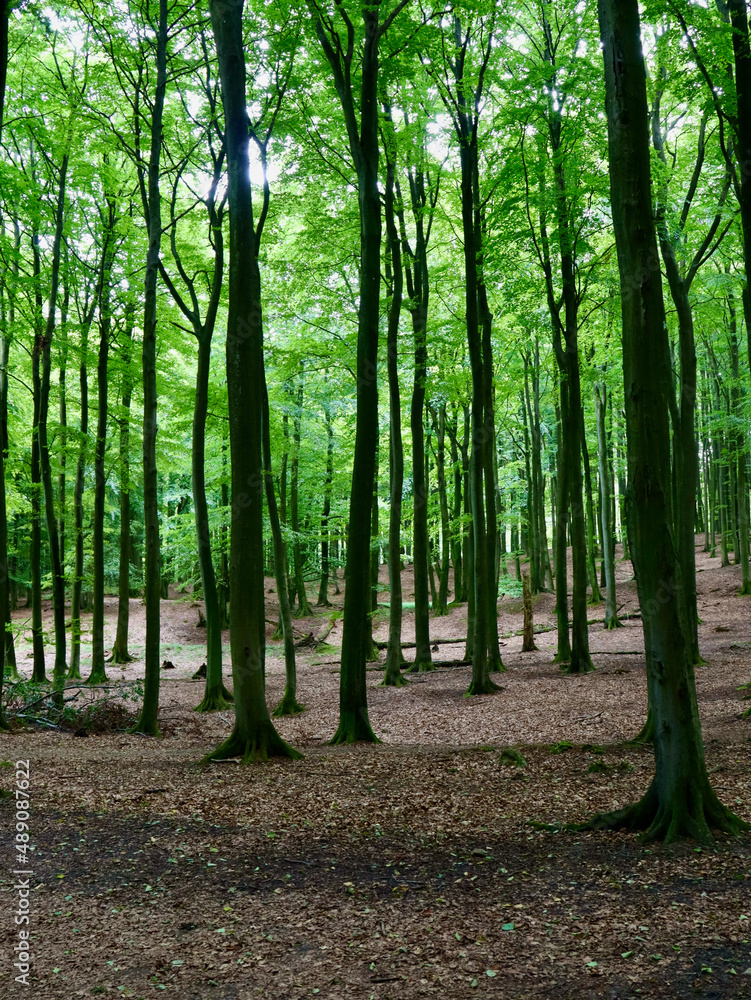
559,653,595,675
329,710,381,745
406,659,435,674
464,675,501,696
108,648,136,664
272,691,305,717
194,685,235,714
380,669,409,688
541,779,750,845
204,723,303,763
488,650,507,673
627,710,654,745
603,616,624,630
86,665,108,685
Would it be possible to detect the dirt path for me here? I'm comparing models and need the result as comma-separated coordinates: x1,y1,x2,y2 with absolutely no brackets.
1,540,750,998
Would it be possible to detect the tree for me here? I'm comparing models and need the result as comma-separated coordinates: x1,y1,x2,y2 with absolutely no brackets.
205,0,300,762
307,0,410,743
594,0,747,842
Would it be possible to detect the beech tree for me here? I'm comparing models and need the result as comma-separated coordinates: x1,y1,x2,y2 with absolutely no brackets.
595,0,747,842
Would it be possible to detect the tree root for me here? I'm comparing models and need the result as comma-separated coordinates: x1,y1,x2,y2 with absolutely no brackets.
108,649,136,664
86,665,108,685
464,675,501,696
488,650,507,673
381,669,409,688
204,723,303,763
272,691,305,717
603,617,624,630
406,659,435,673
558,654,595,675
195,685,235,714
329,710,381,745
530,779,750,845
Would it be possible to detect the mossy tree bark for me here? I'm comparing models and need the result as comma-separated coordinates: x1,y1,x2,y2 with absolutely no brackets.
131,0,168,737
595,0,747,842
205,0,300,761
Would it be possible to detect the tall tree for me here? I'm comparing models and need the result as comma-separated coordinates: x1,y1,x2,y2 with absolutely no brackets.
205,0,300,761
594,0,747,842
131,0,168,735
307,0,409,742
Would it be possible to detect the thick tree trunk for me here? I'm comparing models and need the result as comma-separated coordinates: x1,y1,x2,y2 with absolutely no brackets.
205,0,299,760
595,0,746,842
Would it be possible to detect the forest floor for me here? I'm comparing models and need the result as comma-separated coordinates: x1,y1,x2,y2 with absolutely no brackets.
1,540,751,1000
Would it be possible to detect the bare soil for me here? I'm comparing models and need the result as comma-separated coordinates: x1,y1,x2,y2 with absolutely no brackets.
1,540,750,999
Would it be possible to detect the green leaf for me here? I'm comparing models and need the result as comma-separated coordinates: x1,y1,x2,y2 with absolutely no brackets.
501,922,514,931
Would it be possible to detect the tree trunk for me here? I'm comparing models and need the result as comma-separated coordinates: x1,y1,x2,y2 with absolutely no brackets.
111,304,135,664
131,0,168,736
204,0,299,760
88,210,116,685
382,139,407,687
263,383,302,716
594,0,746,842
316,405,334,606
290,374,312,617
595,384,620,629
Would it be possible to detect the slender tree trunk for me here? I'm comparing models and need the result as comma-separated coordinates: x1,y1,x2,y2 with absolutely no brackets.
728,291,751,592
317,405,334,606
194,331,232,711
111,304,135,664
88,217,116,685
382,142,406,686
290,375,312,617
131,0,168,736
263,383,302,716
553,394,571,662
595,384,621,629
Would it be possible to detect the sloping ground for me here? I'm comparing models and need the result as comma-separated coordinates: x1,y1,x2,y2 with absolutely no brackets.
1,541,750,999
